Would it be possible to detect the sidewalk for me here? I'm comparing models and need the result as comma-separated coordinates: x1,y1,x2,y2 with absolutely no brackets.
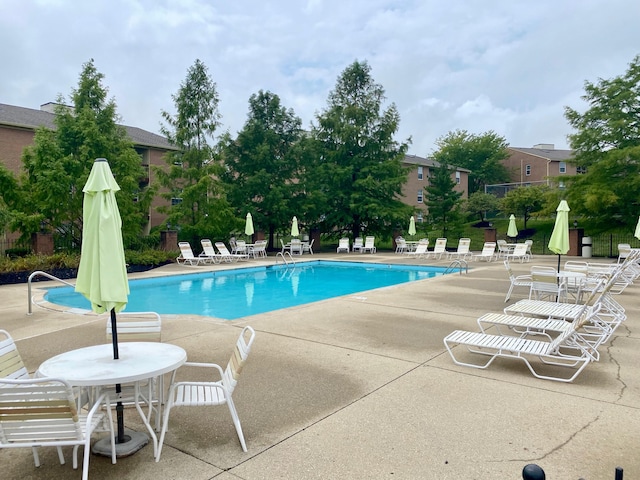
2,253,639,479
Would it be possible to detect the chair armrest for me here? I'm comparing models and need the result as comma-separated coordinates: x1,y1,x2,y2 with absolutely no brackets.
181,361,225,379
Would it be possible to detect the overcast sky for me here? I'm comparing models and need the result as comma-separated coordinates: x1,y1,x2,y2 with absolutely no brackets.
2,0,639,155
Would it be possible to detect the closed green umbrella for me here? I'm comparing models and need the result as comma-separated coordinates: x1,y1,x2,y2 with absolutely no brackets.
408,216,416,236
548,200,571,271
507,214,518,239
635,216,640,241
291,216,300,237
245,212,254,240
75,158,130,446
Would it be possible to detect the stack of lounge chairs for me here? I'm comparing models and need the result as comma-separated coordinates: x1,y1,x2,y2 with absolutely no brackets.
443,249,640,382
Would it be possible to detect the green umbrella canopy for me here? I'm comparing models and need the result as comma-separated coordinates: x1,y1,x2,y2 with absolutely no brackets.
507,214,518,238
408,216,416,236
75,159,129,314
245,212,255,236
291,216,300,237
548,200,571,255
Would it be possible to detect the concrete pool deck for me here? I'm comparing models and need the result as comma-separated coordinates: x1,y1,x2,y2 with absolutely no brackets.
1,251,639,479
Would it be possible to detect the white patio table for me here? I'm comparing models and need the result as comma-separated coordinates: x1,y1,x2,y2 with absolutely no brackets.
37,342,187,457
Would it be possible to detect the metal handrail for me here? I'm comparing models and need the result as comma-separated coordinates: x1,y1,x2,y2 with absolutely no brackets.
27,271,75,315
445,259,468,275
275,251,295,266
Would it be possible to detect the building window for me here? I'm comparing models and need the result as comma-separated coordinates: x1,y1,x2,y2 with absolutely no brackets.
558,180,565,188
171,198,183,206
417,189,423,203
525,164,531,176
559,161,566,174
576,165,587,174
417,166,423,180
455,171,460,184
417,213,423,223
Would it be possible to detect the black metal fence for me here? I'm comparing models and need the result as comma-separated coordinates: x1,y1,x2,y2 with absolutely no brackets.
527,232,639,258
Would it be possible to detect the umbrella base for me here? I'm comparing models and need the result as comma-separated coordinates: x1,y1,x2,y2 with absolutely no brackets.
93,429,149,458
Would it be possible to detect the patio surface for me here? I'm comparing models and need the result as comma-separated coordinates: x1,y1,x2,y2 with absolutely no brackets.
1,250,639,479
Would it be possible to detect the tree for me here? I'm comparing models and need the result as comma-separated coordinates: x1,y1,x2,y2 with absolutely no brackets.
155,59,236,246
220,90,306,249
464,191,499,223
499,185,548,229
425,161,463,238
564,55,640,230
7,59,148,248
310,60,411,239
432,130,510,194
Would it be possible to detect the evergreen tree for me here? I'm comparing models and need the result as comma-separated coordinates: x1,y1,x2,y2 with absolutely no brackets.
155,59,236,246
310,60,411,239
9,59,147,248
425,162,463,238
221,90,306,249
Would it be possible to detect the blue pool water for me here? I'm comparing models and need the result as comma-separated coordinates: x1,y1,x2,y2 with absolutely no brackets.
45,261,448,320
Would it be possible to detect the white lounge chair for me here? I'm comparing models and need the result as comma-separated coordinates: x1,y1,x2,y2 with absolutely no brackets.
176,242,207,266
352,237,364,253
199,239,223,263
425,238,447,259
444,310,599,382
405,241,429,258
473,242,496,262
216,242,248,262
0,377,116,480
156,326,256,462
447,238,471,260
337,238,350,253
505,243,530,263
362,236,376,253
504,260,532,302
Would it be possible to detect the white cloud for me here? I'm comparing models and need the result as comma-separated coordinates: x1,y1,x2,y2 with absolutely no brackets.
1,0,639,154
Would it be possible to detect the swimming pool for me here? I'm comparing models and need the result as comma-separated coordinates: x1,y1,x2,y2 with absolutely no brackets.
44,260,449,320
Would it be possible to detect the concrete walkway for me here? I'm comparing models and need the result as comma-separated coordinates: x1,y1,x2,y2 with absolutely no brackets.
1,252,639,479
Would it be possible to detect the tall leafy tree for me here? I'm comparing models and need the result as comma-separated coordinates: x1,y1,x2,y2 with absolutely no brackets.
310,60,411,239
464,191,499,223
155,59,235,246
499,185,548,229
220,90,306,249
425,161,463,238
564,55,640,230
432,130,510,194
9,59,148,248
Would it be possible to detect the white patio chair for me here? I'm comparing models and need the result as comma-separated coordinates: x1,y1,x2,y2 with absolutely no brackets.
362,236,376,253
504,260,532,302
337,238,350,253
199,239,223,263
0,377,116,480
216,242,248,262
529,266,568,303
176,242,207,266
290,238,303,255
447,238,471,260
496,239,511,258
425,238,447,259
156,326,256,462
303,238,314,255
352,237,364,253
405,241,429,258
395,237,407,253
505,243,530,263
473,242,496,262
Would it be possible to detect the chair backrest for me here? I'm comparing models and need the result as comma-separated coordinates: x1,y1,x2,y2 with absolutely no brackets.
524,239,533,252
215,242,232,256
618,243,631,262
503,260,515,280
512,244,528,256
354,238,363,248
0,330,29,380
530,267,564,298
481,242,496,255
365,236,375,247
201,239,217,256
433,238,447,252
396,237,406,247
106,311,161,342
456,238,471,253
223,326,256,394
497,239,510,253
414,243,428,254
0,377,82,443
235,240,247,253
178,242,196,259
338,238,349,249
418,238,429,246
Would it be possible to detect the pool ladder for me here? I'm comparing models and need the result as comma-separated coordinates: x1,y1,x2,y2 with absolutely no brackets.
275,251,296,266
445,259,468,275
27,270,75,315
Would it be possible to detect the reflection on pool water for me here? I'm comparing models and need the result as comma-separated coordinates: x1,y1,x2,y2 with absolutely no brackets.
45,260,449,320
